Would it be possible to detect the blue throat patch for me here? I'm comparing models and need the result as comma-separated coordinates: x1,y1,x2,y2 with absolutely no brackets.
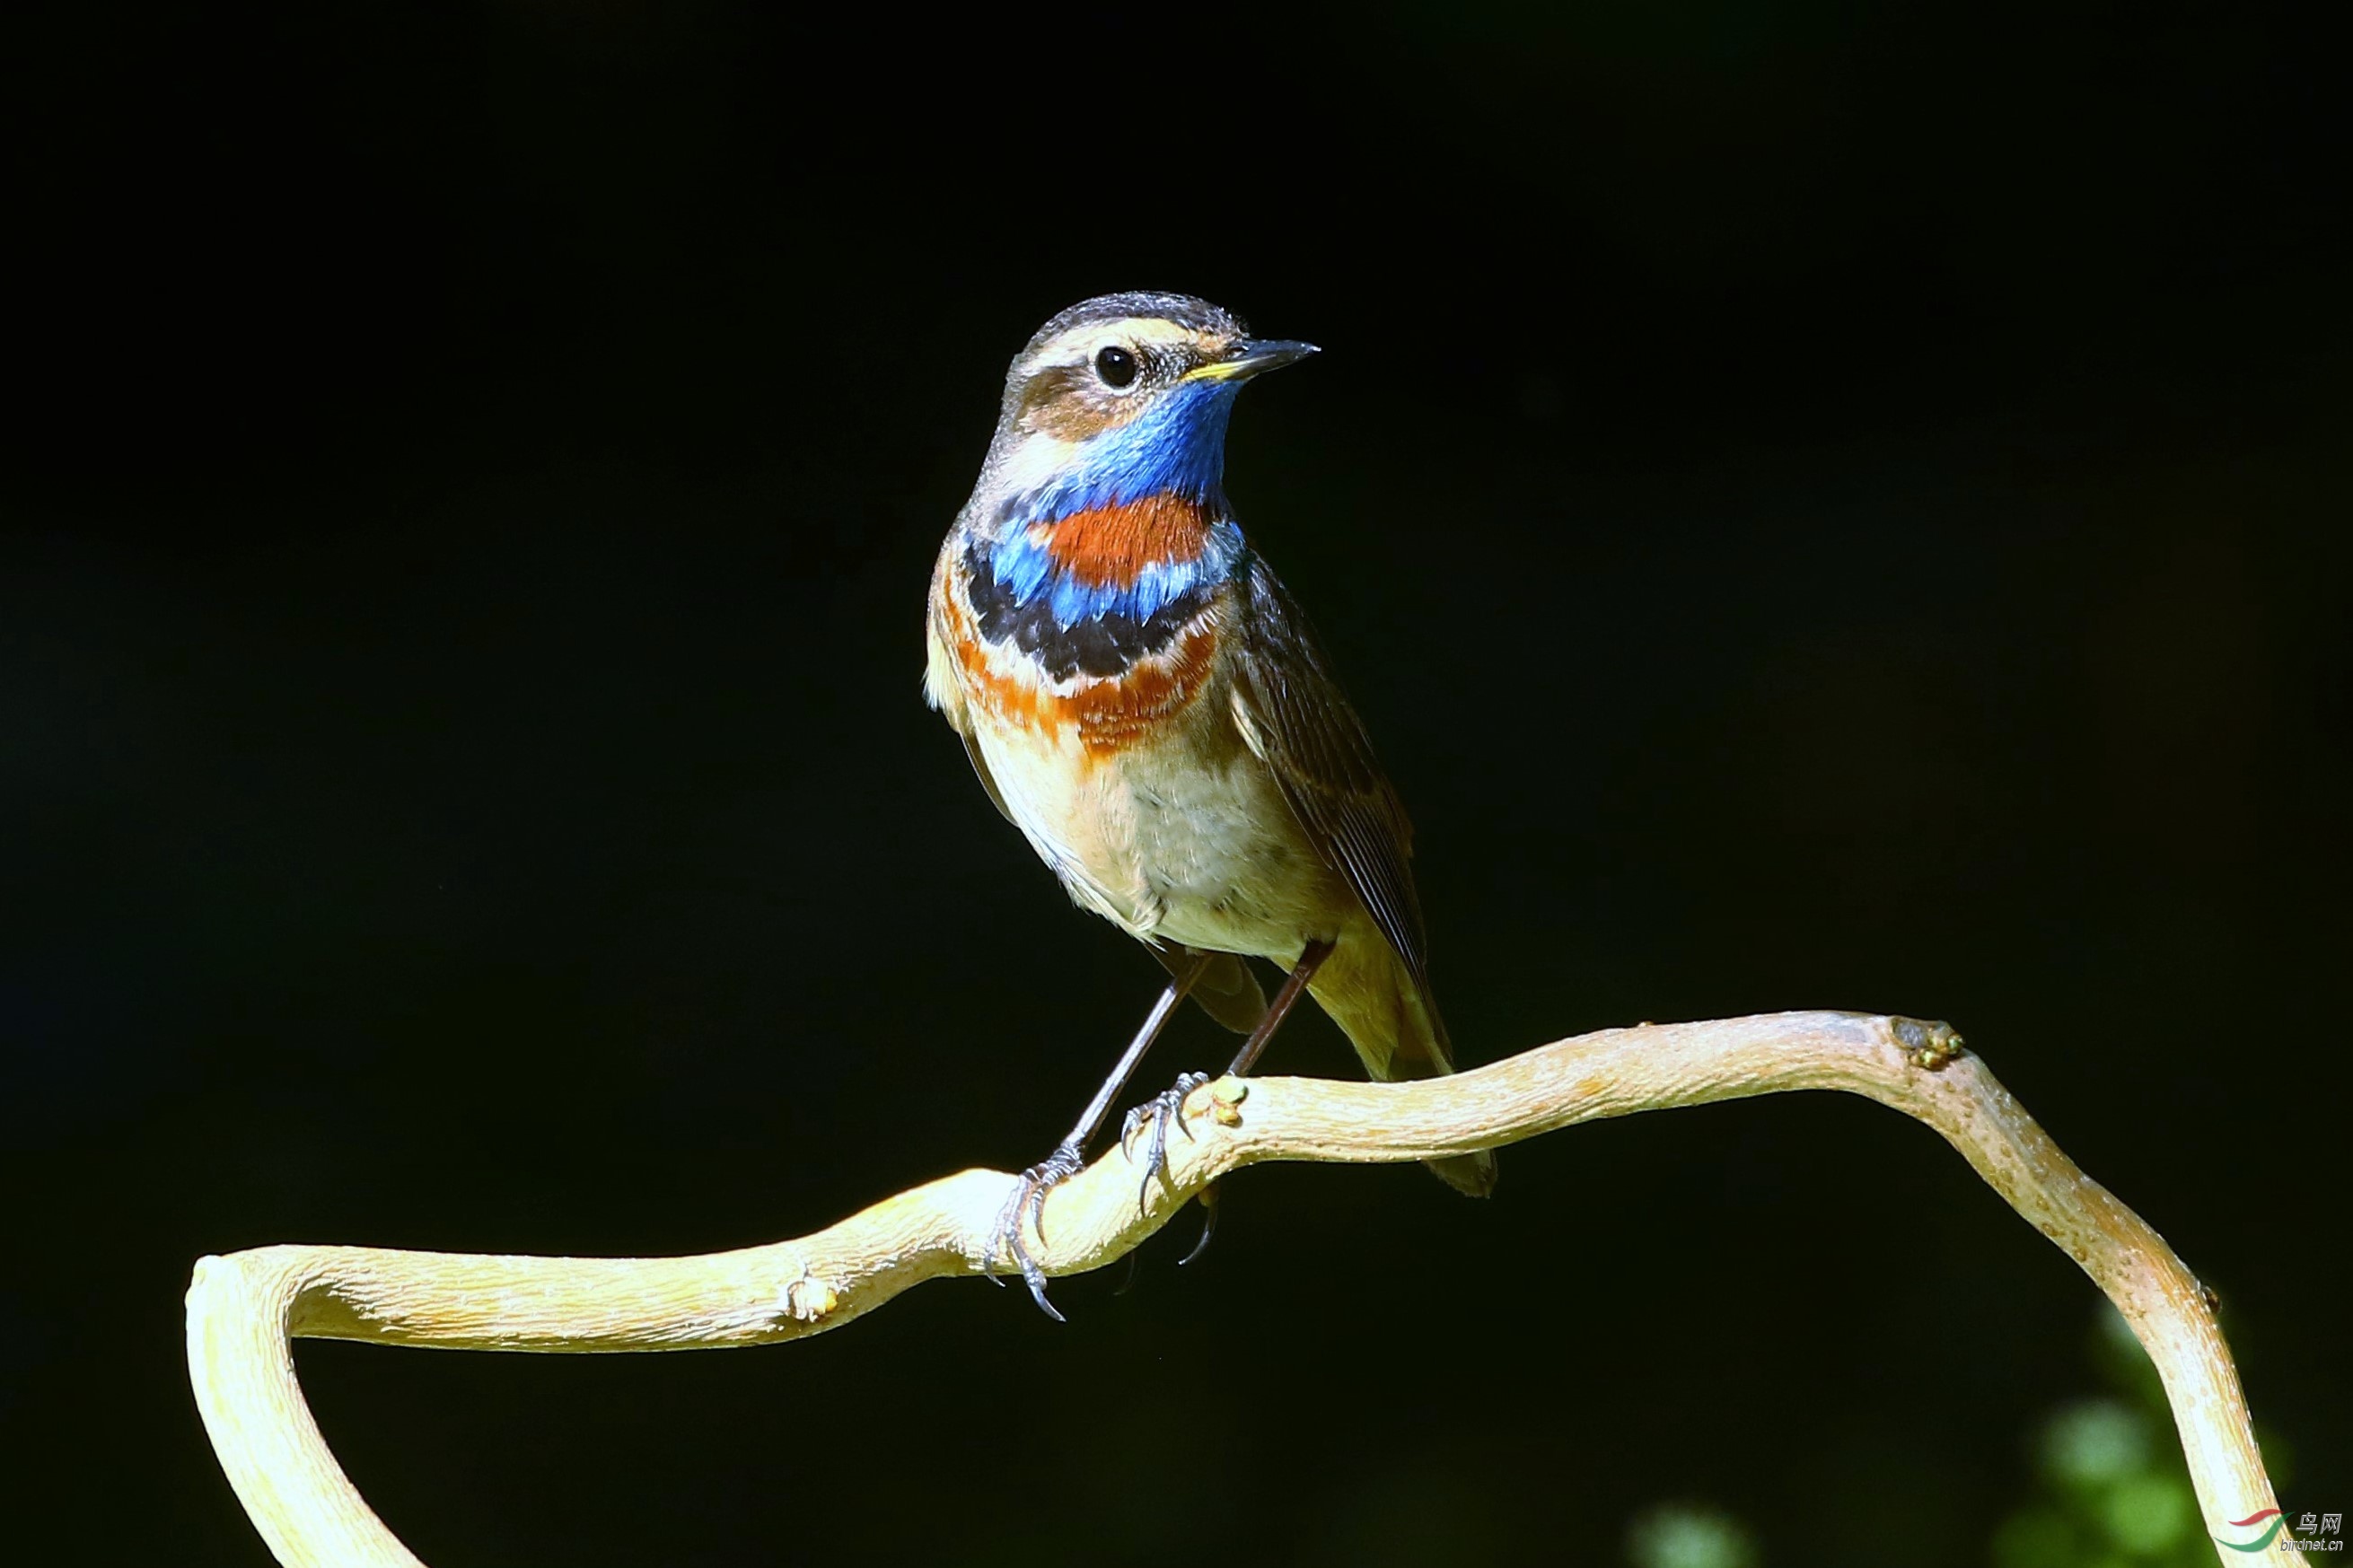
1011,379,1241,524
967,380,1251,680
984,379,1247,630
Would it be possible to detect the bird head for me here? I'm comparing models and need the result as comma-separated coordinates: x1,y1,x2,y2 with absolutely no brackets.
973,292,1316,529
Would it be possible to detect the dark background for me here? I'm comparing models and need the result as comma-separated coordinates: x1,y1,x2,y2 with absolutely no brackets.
4,2,2346,1563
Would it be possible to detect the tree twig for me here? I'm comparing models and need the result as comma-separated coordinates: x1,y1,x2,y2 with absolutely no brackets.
185,1010,2289,1566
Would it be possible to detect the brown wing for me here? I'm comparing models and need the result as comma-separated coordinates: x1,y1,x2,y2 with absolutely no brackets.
1229,555,1433,985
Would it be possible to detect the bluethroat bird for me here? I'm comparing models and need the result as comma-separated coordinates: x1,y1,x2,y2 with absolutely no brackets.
926,292,1497,1316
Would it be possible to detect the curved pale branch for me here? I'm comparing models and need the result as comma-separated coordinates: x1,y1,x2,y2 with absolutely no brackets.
186,1011,2288,1567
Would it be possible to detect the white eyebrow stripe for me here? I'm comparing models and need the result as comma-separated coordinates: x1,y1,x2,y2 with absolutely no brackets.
1028,318,1220,369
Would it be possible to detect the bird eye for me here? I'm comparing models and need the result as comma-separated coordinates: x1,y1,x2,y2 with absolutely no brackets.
1093,345,1138,389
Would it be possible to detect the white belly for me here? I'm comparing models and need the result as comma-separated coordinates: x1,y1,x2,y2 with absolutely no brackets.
970,705,1335,962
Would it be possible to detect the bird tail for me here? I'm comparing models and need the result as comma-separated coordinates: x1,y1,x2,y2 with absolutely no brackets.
1307,927,1498,1197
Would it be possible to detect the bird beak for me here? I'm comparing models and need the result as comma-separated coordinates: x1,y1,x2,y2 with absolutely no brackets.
1184,338,1321,382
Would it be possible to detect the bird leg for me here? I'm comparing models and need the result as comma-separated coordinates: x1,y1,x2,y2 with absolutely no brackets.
984,950,1211,1319
1120,939,1335,1245
1223,937,1335,1077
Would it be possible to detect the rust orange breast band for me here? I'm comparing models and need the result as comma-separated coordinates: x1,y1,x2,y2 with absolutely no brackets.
943,579,1223,758
1034,494,1216,587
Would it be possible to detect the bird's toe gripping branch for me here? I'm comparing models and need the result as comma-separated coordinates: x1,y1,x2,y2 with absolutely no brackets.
980,1143,1088,1320
1123,1073,1251,1269
187,1012,2293,1568
1119,1071,1215,1213
981,1074,1254,1318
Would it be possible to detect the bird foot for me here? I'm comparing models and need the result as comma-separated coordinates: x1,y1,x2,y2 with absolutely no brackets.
1119,1072,1212,1213
981,1141,1086,1321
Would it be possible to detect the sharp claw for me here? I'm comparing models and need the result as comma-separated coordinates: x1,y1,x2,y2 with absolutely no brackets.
1115,1071,1225,1231
1172,1073,1207,1143
1111,1250,1143,1297
1145,1105,1173,1207
992,1070,1234,1296
988,1145,1084,1319
1023,1269,1064,1323
1179,1183,1221,1266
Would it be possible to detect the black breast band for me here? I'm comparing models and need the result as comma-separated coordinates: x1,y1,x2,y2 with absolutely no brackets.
962,540,1219,682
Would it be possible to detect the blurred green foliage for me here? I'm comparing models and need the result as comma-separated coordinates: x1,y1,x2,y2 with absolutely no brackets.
1622,1304,2296,1567
1628,1502,1760,1568
1993,1305,2268,1568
